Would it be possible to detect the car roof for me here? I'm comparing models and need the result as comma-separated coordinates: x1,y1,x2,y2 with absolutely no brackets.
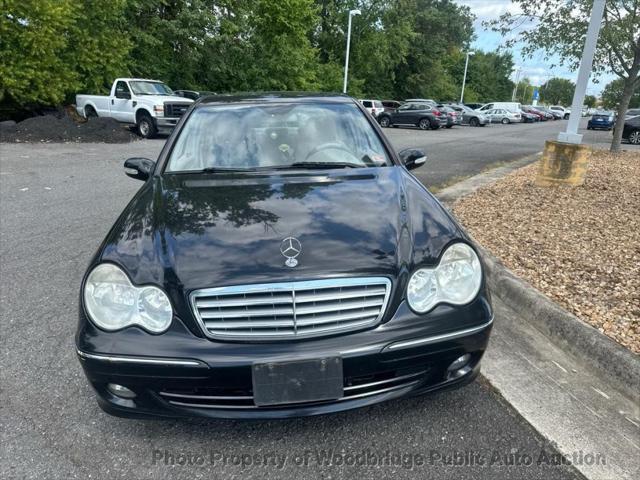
196,92,354,105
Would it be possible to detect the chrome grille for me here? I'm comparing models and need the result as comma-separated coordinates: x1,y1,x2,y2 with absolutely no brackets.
190,277,391,340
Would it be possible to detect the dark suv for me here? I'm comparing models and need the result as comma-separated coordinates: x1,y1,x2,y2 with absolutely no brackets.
622,115,640,144
377,102,447,130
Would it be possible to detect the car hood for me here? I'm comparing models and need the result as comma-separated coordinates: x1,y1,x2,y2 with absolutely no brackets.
100,167,463,292
141,95,193,104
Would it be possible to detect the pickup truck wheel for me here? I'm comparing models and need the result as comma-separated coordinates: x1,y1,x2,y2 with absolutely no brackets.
137,114,157,139
85,106,98,118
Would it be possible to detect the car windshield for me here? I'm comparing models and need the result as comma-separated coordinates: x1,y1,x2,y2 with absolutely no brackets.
130,81,174,96
166,102,392,172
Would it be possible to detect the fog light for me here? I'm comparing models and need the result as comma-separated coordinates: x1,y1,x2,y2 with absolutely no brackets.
448,365,473,379
107,383,137,399
447,354,471,372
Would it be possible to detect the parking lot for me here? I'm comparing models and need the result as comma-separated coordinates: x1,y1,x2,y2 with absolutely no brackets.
0,119,624,480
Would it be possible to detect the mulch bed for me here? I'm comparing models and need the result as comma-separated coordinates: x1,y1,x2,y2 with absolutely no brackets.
0,112,137,143
453,150,640,354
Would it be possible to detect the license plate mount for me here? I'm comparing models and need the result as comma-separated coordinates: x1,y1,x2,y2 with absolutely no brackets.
252,357,343,407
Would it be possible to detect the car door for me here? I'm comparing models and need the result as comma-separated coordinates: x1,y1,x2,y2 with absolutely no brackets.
111,81,134,123
392,103,413,124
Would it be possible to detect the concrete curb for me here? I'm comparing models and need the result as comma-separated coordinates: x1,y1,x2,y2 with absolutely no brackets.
481,247,639,401
435,154,640,401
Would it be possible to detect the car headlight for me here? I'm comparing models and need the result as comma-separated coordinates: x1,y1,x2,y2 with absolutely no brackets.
407,243,482,313
83,263,173,333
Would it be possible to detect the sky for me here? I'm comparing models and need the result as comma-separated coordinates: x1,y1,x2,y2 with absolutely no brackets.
455,0,617,96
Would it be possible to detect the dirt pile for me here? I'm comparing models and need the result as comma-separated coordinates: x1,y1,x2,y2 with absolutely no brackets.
0,114,137,143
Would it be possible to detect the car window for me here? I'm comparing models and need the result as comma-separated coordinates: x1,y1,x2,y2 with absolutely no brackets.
374,101,383,108
626,109,640,116
362,101,372,108
397,104,411,111
166,103,393,172
130,81,173,95
115,81,130,95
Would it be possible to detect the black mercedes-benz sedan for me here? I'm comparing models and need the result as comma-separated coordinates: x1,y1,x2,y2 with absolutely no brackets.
76,93,493,419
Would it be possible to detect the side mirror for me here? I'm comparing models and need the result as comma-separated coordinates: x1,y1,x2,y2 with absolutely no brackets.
116,90,131,100
124,157,155,181
399,148,427,171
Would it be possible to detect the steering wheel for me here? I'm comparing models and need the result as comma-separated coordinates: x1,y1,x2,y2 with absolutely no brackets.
303,142,361,163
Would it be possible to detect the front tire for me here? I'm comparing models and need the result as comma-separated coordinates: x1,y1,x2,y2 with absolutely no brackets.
501,118,509,124
469,117,479,127
137,113,157,139
379,116,390,128
628,129,640,145
418,118,431,130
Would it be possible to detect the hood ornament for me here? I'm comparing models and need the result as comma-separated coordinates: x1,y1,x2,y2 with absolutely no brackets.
280,237,302,268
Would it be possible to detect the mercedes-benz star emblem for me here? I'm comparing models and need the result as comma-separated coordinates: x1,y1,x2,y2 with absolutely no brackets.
280,237,302,268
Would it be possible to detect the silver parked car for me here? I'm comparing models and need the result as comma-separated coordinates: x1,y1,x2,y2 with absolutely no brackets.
448,104,489,126
484,108,521,124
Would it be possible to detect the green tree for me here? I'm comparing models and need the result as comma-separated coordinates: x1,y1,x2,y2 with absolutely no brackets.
65,0,131,98
540,77,575,105
487,0,640,151
458,50,515,102
0,0,130,112
393,0,475,100
514,77,532,104
584,94,597,108
601,77,640,109
0,1,76,106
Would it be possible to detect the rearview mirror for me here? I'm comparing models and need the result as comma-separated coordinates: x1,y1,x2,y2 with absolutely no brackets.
124,157,155,181
399,148,427,171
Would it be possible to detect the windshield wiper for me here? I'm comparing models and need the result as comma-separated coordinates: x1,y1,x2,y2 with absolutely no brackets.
197,167,252,173
273,162,362,170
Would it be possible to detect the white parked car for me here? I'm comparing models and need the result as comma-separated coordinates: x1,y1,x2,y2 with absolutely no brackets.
484,108,521,124
359,99,384,118
76,78,193,138
549,105,571,119
476,102,522,114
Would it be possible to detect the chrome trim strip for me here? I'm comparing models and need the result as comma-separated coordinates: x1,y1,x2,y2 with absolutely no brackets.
338,380,421,401
159,392,252,400
383,318,494,351
343,370,427,391
163,379,421,410
76,349,204,367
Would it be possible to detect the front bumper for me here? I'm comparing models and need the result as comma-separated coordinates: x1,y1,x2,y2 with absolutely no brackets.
155,116,180,132
76,298,493,419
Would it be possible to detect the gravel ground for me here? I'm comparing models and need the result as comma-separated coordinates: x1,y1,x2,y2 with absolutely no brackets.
0,114,136,143
453,150,640,354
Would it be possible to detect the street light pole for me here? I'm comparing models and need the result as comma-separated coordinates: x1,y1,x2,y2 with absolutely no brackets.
558,0,605,144
459,51,474,103
343,9,361,94
511,67,522,101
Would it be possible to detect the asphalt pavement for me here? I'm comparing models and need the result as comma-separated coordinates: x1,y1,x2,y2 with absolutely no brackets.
384,117,636,189
0,122,605,480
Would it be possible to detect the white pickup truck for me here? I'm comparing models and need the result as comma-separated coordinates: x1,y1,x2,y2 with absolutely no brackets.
76,78,193,138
